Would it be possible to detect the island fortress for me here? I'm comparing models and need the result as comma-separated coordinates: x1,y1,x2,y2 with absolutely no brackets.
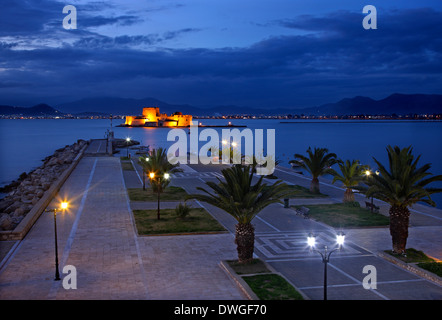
123,107,193,127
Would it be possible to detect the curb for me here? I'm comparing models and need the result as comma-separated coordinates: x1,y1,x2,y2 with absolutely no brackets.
219,259,310,300
219,260,259,300
378,251,442,287
0,143,88,241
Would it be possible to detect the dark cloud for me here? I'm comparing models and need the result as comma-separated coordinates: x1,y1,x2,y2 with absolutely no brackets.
0,0,61,35
75,14,143,28
0,7,441,108
0,0,142,37
72,28,201,49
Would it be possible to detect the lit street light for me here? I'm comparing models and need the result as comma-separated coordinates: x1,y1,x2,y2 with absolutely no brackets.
364,169,380,213
45,201,69,281
126,137,131,158
307,232,345,300
141,157,149,190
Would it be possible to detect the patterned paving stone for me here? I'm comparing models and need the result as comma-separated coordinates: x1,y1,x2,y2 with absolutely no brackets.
255,231,365,261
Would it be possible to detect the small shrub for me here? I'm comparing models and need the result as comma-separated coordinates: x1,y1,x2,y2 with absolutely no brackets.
175,203,191,219
343,201,360,207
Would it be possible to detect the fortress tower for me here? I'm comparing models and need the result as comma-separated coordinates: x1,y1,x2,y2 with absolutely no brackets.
124,107,192,127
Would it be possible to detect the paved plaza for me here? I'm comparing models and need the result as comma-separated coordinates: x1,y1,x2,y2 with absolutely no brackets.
1,145,441,300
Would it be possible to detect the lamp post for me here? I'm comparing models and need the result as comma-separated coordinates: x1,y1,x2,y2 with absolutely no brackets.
126,137,131,158
142,157,149,191
45,201,68,281
149,172,170,220
364,169,379,212
364,170,373,212
307,232,345,300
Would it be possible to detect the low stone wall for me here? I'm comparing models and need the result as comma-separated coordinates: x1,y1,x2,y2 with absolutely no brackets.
0,140,88,240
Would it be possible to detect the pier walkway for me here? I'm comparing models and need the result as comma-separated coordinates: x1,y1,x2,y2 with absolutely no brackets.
84,139,110,156
1,148,441,300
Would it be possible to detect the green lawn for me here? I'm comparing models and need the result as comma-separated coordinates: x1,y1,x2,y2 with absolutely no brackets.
128,186,188,201
226,259,304,300
243,274,304,300
417,262,442,277
121,161,134,171
264,184,328,198
385,248,442,277
293,203,390,227
227,259,271,275
385,248,435,263
133,207,226,235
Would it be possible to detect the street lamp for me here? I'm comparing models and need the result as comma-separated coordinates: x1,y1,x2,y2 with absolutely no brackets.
141,157,149,191
148,172,170,220
364,169,379,213
45,201,69,281
307,232,345,300
126,137,131,158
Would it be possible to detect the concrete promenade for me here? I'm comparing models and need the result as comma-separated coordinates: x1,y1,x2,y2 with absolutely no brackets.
0,154,244,300
1,144,441,300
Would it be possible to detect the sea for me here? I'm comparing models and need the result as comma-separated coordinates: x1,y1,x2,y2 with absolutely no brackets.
1,118,441,209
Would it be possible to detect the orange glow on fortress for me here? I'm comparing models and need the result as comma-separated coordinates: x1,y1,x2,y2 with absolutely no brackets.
124,107,193,127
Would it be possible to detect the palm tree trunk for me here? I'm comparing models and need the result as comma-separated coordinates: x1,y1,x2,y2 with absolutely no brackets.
343,188,355,202
310,177,320,194
235,223,255,264
389,205,410,254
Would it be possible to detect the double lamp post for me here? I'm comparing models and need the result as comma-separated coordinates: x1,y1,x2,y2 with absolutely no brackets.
307,231,345,300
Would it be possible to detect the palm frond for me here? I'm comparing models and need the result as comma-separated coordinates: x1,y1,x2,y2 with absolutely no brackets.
186,164,293,224
361,145,442,208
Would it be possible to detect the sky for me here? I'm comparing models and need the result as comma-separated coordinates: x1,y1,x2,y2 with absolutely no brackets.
1,0,442,109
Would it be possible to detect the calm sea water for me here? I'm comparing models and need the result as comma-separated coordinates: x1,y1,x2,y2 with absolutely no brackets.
1,118,441,208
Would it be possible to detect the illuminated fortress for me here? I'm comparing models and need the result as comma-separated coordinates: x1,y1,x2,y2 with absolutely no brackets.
124,107,193,127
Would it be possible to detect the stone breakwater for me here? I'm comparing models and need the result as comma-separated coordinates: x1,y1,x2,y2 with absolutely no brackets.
0,140,87,231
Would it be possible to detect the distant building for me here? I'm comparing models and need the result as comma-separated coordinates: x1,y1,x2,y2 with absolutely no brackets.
124,107,193,127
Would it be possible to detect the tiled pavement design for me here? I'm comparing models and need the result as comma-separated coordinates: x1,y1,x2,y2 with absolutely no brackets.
255,230,366,261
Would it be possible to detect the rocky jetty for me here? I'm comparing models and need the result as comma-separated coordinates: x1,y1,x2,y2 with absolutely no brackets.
0,140,87,231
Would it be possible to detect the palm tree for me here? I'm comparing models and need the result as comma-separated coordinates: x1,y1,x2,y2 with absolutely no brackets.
186,164,294,263
329,159,368,202
138,147,182,219
290,147,338,194
359,146,442,254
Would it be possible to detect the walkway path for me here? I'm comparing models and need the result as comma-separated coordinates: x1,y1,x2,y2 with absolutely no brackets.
0,156,244,300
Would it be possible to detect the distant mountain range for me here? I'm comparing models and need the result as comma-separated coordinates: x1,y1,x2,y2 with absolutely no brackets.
1,93,441,117
0,103,62,116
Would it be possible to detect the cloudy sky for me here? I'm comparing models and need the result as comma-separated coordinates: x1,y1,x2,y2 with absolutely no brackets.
1,0,441,109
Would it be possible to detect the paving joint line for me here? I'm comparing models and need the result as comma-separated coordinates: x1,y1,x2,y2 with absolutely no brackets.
121,158,151,299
